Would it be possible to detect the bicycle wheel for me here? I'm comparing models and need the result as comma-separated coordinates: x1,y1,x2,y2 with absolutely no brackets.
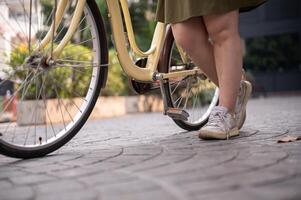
161,28,219,131
0,0,108,158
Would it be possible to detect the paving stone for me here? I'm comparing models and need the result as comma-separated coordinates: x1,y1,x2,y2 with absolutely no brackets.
10,174,57,185
191,188,265,200
246,182,301,200
35,190,98,200
77,171,137,186
93,179,160,195
35,180,84,194
22,163,74,174
46,166,103,178
0,179,13,189
183,170,293,196
100,189,176,200
1,186,34,200
0,95,301,200
0,169,29,179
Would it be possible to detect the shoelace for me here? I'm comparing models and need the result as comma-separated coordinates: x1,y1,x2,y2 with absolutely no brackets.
207,108,230,140
208,110,227,127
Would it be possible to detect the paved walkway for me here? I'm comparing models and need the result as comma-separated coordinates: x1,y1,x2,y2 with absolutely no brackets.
1,95,301,200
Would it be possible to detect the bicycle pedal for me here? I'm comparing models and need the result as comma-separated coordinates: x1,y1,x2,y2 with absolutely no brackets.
166,108,189,121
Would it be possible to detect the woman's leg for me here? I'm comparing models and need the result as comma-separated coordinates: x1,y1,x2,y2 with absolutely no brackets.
171,17,219,86
203,10,242,114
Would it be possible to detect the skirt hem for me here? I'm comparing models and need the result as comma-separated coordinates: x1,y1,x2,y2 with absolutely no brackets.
156,0,267,24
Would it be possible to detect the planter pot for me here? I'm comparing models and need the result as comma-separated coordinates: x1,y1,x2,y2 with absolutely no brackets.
17,100,46,126
15,95,164,125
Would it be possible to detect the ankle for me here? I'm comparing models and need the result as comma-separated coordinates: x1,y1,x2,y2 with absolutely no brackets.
217,105,235,115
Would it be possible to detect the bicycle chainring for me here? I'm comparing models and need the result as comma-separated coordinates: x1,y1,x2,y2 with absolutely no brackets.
128,58,153,94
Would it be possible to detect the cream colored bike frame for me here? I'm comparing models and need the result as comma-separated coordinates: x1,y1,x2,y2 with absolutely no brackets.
37,0,201,82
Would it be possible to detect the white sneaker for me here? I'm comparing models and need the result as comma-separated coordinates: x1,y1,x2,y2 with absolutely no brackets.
199,106,239,140
235,81,252,130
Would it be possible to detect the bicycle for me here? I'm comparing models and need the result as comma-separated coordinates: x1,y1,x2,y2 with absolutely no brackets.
0,0,219,159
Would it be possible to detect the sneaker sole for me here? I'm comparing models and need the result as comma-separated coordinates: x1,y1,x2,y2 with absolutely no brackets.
237,81,252,130
199,128,239,140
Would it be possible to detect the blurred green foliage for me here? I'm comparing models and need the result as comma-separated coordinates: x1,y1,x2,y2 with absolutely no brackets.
101,49,130,96
128,0,157,51
95,0,157,50
8,44,93,100
244,33,301,72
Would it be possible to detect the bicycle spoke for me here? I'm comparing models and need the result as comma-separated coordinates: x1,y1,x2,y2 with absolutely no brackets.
51,70,78,123
53,18,71,44
0,40,18,53
3,121,14,143
0,70,37,116
22,73,43,146
43,67,94,114
36,0,41,39
173,95,182,108
11,124,17,143
1,70,31,140
183,83,192,110
35,6,54,50
24,71,48,145
53,86,67,131
19,0,28,37
2,1,28,39
63,38,94,50
4,70,29,144
176,96,184,109
24,105,38,146
35,72,48,143
0,14,25,43
177,82,190,109
33,70,46,144
64,66,95,77
76,25,92,37
191,92,198,122
40,74,48,141
52,84,83,114
1,0,104,156
50,68,77,131
62,100,75,123
56,59,103,67
59,50,95,60
19,0,38,38
41,74,56,138
0,27,24,50
171,79,183,95
28,0,33,53
50,0,58,59
33,76,38,145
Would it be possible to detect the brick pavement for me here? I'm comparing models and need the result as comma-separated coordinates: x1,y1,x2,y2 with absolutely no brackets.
0,95,301,200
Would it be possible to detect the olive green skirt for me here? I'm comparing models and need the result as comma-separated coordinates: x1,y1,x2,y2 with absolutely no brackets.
156,0,267,24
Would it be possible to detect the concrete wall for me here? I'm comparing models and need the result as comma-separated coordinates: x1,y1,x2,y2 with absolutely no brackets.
16,95,164,125
239,0,301,38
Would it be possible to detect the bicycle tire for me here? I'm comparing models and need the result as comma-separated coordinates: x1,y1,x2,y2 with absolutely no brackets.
0,0,108,159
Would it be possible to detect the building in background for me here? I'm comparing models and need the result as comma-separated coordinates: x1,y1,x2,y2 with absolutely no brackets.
239,0,301,94
0,0,40,80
